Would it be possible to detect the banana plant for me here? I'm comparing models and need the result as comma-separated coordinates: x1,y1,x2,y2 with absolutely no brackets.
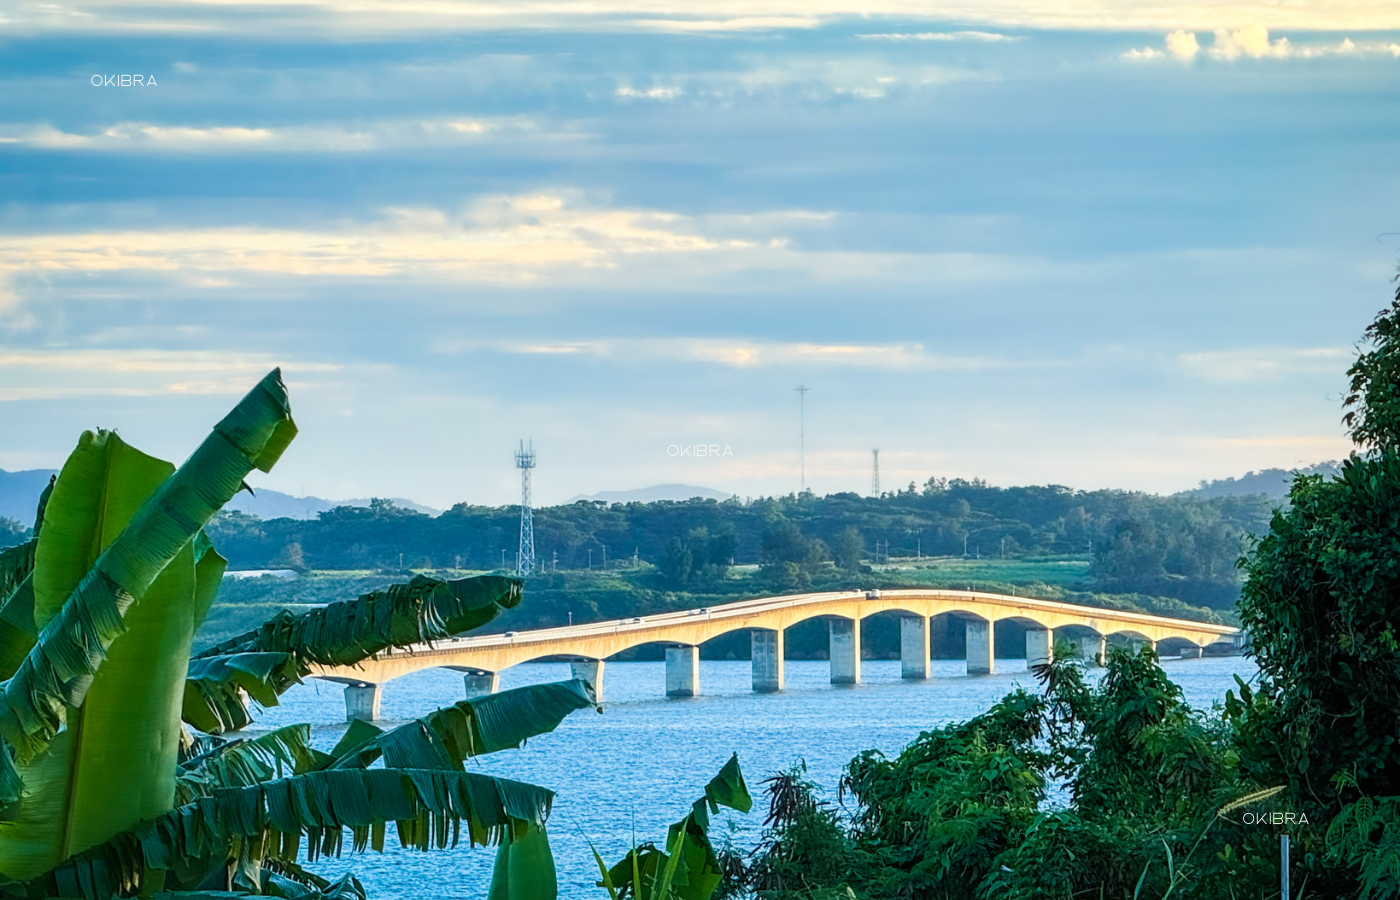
0,371,598,899
594,755,752,900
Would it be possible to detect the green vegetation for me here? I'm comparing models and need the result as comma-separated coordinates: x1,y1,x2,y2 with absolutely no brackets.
595,755,752,900
715,279,1400,898
196,556,1228,657
0,372,600,900
201,474,1270,614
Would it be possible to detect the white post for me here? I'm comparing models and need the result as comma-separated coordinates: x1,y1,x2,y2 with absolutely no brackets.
900,615,930,679
665,645,700,697
570,659,606,701
1026,629,1053,668
829,618,861,685
966,620,994,675
345,683,381,722
752,629,784,693
1069,634,1106,666
464,671,500,698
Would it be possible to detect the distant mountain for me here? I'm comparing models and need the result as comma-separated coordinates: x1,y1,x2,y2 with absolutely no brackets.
226,489,441,519
1177,461,1343,501
0,468,439,523
568,483,736,504
0,469,54,525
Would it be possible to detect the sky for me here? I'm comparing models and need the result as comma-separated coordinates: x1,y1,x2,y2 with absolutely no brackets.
1,1,1399,508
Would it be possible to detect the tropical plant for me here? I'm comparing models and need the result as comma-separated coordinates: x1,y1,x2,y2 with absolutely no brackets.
594,754,752,900
0,370,598,899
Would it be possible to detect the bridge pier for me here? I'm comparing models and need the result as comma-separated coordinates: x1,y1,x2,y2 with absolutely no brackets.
829,618,861,685
464,671,499,698
1180,646,1202,659
966,620,994,675
666,645,700,697
1129,638,1156,656
1066,634,1105,666
1026,629,1053,668
344,683,381,722
900,616,930,679
752,629,784,692
570,659,606,701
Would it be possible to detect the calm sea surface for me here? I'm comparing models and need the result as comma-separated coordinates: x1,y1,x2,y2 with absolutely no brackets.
247,656,1258,899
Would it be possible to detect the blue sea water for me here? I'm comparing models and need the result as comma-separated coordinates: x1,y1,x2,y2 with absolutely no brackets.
247,656,1258,899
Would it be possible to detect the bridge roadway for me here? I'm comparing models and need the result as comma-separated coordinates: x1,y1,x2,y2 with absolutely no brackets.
310,588,1239,720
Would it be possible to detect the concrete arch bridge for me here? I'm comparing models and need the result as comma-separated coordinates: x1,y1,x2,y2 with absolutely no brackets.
311,588,1240,720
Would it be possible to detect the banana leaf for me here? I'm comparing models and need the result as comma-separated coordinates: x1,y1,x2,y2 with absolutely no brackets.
34,768,554,900
0,370,295,829
185,574,523,734
176,726,321,805
330,680,597,770
602,755,751,900
487,824,556,900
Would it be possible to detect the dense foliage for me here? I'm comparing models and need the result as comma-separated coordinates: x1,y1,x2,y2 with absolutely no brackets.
0,372,600,900
200,484,1269,611
730,648,1282,899
723,279,1400,899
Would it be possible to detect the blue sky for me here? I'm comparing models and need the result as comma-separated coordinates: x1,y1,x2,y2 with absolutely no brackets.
2,1,1398,507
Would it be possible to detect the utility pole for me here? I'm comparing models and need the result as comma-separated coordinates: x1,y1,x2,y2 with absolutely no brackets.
795,385,810,491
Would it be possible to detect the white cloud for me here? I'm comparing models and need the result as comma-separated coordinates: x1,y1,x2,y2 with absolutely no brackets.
1,116,541,154
1210,23,1288,59
1177,347,1348,382
1126,26,1399,62
479,337,1054,371
0,350,345,402
627,16,821,31
10,0,1400,35
856,31,1017,41
616,85,682,99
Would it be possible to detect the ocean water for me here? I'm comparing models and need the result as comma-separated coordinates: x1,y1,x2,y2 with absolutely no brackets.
247,655,1258,899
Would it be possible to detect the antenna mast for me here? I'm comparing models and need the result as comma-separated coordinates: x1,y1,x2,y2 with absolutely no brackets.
871,449,880,496
795,385,810,491
515,440,536,576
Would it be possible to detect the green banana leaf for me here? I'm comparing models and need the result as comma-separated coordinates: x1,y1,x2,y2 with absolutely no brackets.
330,680,598,770
185,573,523,733
487,824,557,900
602,755,751,900
176,725,320,804
35,768,554,900
0,370,295,831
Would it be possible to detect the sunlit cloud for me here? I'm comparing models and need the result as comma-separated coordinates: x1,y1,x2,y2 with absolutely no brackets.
1177,347,1349,382
476,337,1059,371
0,350,345,402
1125,26,1400,61
0,195,752,292
1,117,543,154
8,0,1400,33
856,31,1018,42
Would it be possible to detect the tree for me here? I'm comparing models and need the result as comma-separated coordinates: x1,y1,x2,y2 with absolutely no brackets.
758,520,827,591
0,371,597,899
1235,279,1400,894
833,526,864,571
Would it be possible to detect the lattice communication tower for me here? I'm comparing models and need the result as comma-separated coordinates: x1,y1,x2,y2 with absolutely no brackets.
516,440,536,576
871,448,880,496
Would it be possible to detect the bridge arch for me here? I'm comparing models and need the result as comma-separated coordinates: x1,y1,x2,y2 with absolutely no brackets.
308,588,1239,720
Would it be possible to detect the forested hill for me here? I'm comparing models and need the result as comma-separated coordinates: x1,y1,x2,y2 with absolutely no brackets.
203,479,1273,610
